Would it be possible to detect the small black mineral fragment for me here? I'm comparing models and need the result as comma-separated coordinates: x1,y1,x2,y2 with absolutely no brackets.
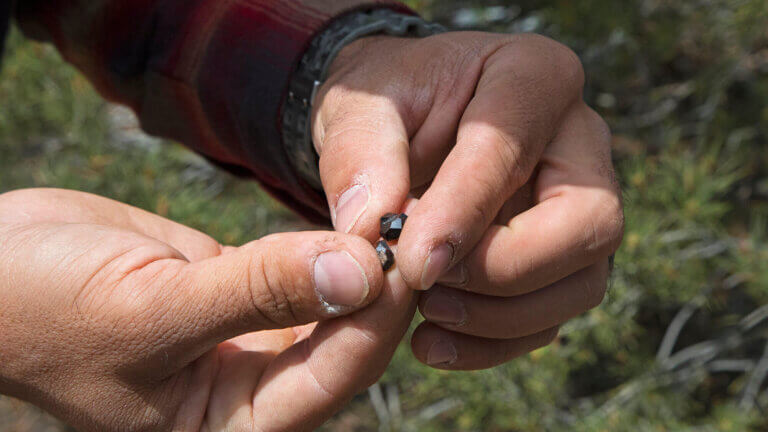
380,213,408,241
376,240,395,271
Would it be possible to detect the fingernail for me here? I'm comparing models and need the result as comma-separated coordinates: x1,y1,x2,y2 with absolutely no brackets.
421,244,453,290
314,251,369,308
427,340,457,366
423,293,466,326
437,263,468,287
333,184,369,233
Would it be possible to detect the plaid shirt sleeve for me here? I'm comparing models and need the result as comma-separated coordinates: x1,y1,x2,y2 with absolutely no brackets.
14,0,414,224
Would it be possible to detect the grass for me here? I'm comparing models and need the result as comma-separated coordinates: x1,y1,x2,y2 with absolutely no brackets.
2,0,768,430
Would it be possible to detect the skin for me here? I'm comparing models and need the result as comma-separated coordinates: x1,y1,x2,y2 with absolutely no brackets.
0,31,624,430
314,32,624,370
0,188,414,431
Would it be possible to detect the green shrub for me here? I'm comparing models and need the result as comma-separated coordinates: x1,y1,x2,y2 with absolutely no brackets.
2,1,767,430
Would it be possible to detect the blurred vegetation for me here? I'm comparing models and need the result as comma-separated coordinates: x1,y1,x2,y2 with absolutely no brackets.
2,0,768,431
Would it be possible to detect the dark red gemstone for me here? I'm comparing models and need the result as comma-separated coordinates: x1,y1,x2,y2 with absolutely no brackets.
376,240,395,271
380,213,407,241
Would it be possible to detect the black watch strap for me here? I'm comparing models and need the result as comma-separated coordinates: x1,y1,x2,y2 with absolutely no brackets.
282,8,446,190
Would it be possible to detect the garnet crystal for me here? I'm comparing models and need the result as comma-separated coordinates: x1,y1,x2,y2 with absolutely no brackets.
380,213,407,241
376,240,395,271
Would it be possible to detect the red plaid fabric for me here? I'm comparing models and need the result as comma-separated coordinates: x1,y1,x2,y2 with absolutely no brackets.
13,0,413,223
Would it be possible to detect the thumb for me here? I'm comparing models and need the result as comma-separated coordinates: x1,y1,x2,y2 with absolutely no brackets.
313,84,413,241
154,231,383,361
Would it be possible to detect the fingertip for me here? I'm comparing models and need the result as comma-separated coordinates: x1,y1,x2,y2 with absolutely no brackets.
314,251,371,309
411,322,464,369
411,322,561,371
393,209,450,292
351,176,412,243
420,243,454,290
338,233,386,305
325,171,412,244
256,231,384,316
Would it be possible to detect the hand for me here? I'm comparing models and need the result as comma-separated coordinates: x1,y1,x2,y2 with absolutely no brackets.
0,188,414,431
313,32,624,370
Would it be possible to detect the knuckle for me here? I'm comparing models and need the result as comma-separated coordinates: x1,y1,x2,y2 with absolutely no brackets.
316,81,350,118
551,42,586,92
245,245,301,327
314,86,353,150
582,270,609,310
583,216,603,256
489,129,530,183
540,327,560,346
601,196,626,255
608,211,626,255
505,34,585,97
460,129,533,196
527,35,585,91
576,108,624,256
320,105,397,152
83,245,175,323
582,104,613,142
582,191,625,258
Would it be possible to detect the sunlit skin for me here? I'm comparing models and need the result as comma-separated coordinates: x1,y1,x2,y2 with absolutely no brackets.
315,32,624,370
0,188,415,431
0,31,623,431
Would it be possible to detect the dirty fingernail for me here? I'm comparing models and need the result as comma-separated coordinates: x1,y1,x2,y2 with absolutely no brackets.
421,244,453,290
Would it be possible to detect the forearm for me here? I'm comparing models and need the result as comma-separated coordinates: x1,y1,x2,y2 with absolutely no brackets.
14,0,412,222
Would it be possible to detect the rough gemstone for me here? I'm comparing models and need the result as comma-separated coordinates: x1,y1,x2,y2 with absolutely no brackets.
380,213,408,241
376,240,395,271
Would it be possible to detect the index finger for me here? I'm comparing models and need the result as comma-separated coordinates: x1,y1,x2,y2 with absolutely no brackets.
397,35,586,290
440,104,624,297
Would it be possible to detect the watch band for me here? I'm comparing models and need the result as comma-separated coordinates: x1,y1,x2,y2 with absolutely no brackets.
283,8,446,190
